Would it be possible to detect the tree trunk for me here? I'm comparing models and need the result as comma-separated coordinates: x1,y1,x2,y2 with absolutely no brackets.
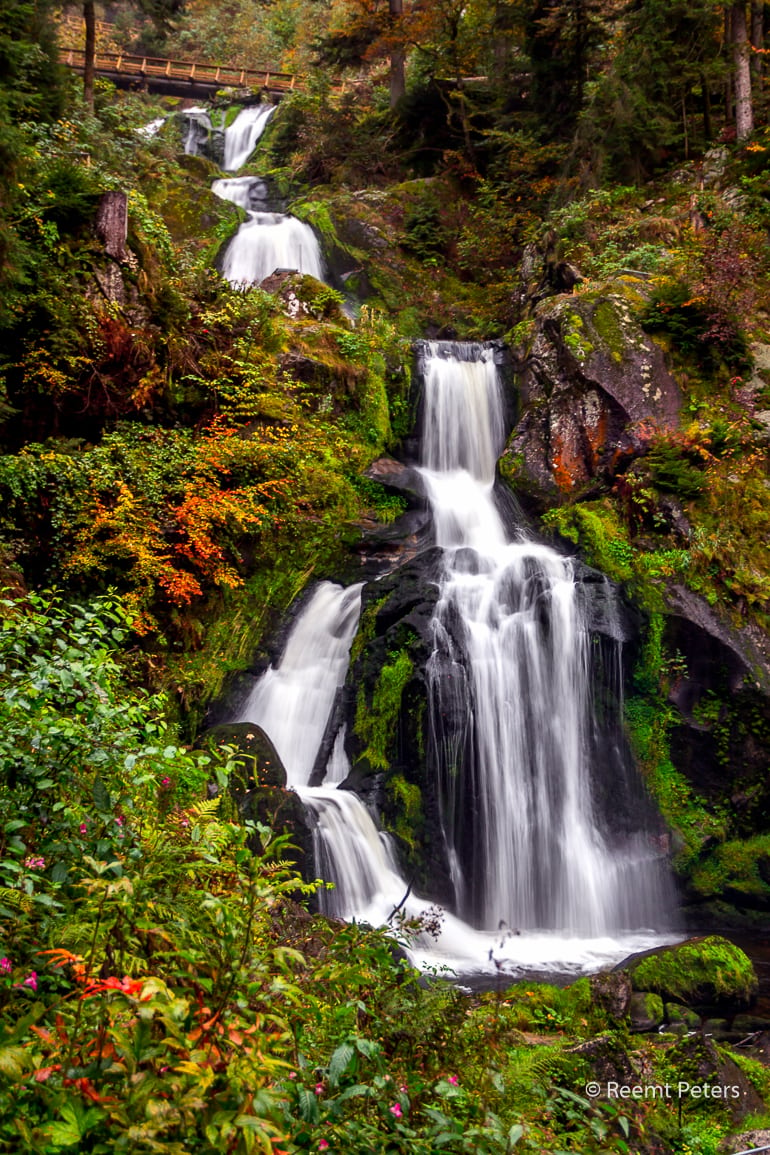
724,6,734,121
83,0,96,111
751,0,764,77
388,0,405,108
700,70,713,141
732,1,754,140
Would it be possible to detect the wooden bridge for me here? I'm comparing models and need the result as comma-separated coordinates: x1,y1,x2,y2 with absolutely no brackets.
59,48,300,99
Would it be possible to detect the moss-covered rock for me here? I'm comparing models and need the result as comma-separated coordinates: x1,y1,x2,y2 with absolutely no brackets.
665,1003,701,1029
504,281,681,503
624,936,758,1010
661,1034,765,1122
629,990,664,1031
590,970,632,1019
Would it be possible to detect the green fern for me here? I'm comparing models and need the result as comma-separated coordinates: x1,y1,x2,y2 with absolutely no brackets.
0,887,32,913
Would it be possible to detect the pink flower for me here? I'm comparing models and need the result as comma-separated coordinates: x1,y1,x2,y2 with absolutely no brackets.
288,1072,297,1079
23,856,45,869
314,1083,324,1096
115,816,125,827
0,958,11,973
161,777,171,787
447,1075,458,1086
389,1103,402,1118
319,1143,329,1151
23,972,38,991
79,823,88,835
399,1084,408,1093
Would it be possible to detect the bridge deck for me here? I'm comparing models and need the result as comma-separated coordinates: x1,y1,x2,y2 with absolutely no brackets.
60,48,300,93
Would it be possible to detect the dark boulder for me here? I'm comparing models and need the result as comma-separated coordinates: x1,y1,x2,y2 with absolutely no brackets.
198,722,314,877
504,283,681,503
590,970,632,1019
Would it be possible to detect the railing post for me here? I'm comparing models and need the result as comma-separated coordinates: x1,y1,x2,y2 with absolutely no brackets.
239,70,245,84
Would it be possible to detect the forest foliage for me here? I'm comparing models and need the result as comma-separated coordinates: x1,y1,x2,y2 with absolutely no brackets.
2,0,770,1151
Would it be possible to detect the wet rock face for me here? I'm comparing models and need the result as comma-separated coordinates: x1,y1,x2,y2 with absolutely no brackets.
199,722,314,877
590,970,632,1019
506,286,681,500
341,548,456,904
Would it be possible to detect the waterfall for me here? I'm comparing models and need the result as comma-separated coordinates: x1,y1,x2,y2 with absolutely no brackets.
218,212,324,287
419,340,669,936
236,582,362,787
234,343,675,978
182,107,212,155
138,116,166,139
212,178,324,288
223,105,276,172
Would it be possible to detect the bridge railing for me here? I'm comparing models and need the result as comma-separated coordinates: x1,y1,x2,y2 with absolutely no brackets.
59,48,299,91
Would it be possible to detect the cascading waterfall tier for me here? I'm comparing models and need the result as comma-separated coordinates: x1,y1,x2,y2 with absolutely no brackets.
418,340,671,937
236,582,362,788
233,343,676,978
211,161,324,288
182,107,212,155
223,105,276,172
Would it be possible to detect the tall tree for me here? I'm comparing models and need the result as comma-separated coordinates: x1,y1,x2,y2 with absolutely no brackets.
576,0,723,181
732,0,754,138
526,0,617,137
751,0,764,77
389,0,405,106
83,0,96,110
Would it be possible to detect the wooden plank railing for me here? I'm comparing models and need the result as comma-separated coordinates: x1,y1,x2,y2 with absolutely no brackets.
59,47,299,91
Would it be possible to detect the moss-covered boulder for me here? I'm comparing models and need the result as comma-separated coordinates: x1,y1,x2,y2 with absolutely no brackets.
504,281,681,503
665,1034,764,1122
622,936,758,1011
665,1003,701,1029
629,990,664,1031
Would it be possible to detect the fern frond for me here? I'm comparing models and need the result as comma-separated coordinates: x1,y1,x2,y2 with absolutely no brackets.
189,798,221,822
0,888,32,913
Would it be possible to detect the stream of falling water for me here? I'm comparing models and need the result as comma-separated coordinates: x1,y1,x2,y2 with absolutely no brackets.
235,343,676,978
210,105,324,287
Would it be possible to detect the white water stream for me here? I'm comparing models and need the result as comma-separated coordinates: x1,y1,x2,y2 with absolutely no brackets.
224,104,276,172
212,172,324,288
235,343,675,978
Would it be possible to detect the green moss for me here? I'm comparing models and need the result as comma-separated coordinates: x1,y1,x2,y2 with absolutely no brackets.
288,199,338,246
349,595,387,668
385,773,423,850
632,991,664,1024
690,835,770,902
665,1003,700,1028
592,299,627,363
354,648,413,770
560,305,595,362
628,936,758,1007
543,500,634,582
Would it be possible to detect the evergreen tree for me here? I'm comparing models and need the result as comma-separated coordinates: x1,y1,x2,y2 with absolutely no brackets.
577,0,723,181
0,0,64,317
